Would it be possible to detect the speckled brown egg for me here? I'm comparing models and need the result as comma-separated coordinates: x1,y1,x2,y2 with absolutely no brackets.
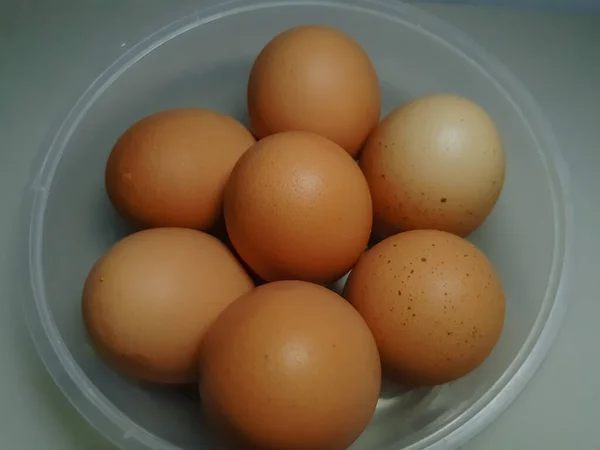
224,131,372,284
106,108,255,231
360,94,505,238
200,280,381,450
344,229,505,386
248,25,380,157
82,228,254,384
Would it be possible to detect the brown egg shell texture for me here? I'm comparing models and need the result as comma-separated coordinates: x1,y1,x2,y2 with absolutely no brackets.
82,228,254,384
248,25,380,157
200,280,381,450
224,131,373,285
105,108,255,231
344,229,506,386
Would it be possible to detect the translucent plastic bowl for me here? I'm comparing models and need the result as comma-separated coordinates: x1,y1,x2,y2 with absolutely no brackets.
24,1,571,449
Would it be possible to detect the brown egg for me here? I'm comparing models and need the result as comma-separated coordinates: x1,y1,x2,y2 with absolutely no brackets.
82,228,254,384
360,94,505,238
106,108,255,231
200,280,381,450
248,25,380,157
344,230,505,386
224,131,373,285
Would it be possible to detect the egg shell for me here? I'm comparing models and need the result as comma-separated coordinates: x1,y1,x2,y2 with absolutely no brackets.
224,131,373,284
82,228,254,384
360,94,505,238
200,280,381,450
106,108,255,231
344,229,505,386
248,25,380,157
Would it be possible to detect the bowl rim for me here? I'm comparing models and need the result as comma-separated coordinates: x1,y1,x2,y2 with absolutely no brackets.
22,1,573,449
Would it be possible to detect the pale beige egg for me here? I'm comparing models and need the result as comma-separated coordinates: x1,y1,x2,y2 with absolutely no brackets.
360,94,505,238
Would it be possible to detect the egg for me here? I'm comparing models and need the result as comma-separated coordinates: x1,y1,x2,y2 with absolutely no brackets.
200,280,381,450
82,228,254,384
248,25,380,157
224,131,373,284
360,94,505,238
106,108,255,231
344,229,505,386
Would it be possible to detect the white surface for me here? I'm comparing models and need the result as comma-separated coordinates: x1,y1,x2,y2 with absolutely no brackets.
1,2,598,450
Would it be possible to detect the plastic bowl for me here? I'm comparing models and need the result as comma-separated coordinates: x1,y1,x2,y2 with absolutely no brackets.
24,1,571,449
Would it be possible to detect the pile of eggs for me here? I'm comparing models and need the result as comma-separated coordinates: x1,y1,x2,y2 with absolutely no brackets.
82,25,506,450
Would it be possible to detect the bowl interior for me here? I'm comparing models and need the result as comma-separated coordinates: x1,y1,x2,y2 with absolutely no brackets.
38,2,558,449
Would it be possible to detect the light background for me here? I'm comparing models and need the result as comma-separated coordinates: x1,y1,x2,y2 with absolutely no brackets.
1,2,599,450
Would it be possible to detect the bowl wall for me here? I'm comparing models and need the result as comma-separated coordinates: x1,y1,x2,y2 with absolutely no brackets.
26,1,568,450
